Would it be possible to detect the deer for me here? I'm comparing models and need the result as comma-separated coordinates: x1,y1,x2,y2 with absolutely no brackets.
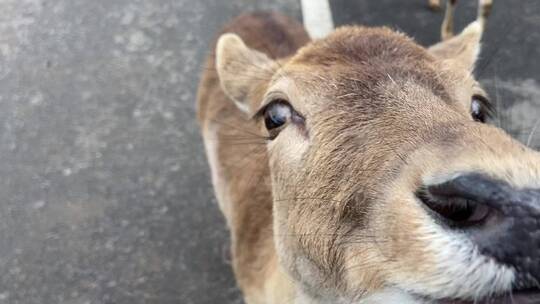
196,0,540,303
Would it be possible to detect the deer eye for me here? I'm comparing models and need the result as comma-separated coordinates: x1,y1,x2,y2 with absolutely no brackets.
264,100,292,132
471,95,493,123
257,99,305,140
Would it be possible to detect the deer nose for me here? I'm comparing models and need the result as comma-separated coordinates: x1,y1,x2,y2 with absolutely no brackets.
417,174,540,287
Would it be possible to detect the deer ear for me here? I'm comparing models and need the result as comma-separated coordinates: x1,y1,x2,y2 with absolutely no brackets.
428,21,483,71
216,33,275,113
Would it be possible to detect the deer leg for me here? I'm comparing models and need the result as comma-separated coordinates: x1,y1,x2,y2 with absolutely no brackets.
441,0,457,41
429,0,441,10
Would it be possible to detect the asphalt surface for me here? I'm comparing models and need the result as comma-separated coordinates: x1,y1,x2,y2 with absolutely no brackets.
0,1,538,304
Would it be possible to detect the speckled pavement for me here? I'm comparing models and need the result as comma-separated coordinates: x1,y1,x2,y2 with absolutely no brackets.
0,1,300,304
0,1,538,304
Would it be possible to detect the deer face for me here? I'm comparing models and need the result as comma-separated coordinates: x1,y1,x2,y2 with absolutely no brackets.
216,21,540,304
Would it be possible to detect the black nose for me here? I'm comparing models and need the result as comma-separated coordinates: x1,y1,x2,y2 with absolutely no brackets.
417,174,540,288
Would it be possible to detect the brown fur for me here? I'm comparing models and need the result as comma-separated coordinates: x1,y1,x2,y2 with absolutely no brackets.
197,12,308,302
197,3,540,304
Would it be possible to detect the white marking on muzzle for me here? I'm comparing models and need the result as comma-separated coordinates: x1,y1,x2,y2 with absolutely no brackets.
391,216,515,301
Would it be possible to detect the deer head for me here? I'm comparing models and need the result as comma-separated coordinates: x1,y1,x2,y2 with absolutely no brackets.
209,1,539,303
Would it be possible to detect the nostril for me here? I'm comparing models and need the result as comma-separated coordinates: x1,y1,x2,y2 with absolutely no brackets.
416,187,493,228
416,174,540,283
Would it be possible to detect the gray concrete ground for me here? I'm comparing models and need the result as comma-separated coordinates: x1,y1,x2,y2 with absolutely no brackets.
0,1,538,304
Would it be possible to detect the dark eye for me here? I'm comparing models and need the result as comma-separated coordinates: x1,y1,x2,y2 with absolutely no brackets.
471,95,493,123
264,100,292,131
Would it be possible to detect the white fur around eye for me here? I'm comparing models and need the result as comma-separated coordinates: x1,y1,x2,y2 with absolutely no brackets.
268,126,309,166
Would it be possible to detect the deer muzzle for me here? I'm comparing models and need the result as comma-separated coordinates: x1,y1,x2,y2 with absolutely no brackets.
419,173,540,290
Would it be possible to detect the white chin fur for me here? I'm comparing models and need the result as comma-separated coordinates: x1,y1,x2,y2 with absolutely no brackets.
296,288,425,304
358,288,425,304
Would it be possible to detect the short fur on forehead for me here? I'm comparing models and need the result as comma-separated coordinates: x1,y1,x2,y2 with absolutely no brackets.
293,26,431,66
290,26,452,103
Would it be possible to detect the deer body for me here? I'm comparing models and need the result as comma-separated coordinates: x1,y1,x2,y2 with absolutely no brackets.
197,2,540,304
